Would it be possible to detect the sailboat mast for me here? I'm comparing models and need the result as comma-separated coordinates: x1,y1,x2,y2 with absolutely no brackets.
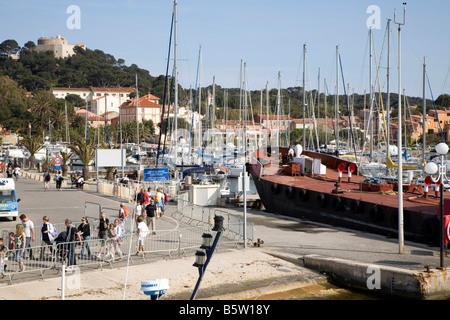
259,90,263,148
302,44,306,149
277,71,281,147
336,45,340,155
394,4,406,255
369,28,373,162
324,78,328,149
422,57,426,166
174,0,178,166
387,19,391,158
266,81,270,145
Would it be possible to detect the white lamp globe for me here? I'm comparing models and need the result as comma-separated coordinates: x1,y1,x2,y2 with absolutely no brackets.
424,162,438,175
435,142,449,155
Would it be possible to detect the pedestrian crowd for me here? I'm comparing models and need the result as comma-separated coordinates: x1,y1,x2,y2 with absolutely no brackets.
0,187,169,274
0,161,21,181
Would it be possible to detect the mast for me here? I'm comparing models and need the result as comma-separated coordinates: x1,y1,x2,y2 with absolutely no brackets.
335,45,340,155
422,57,426,166
174,0,178,166
266,81,270,145
369,28,373,162
302,44,306,149
387,19,391,159
259,90,263,148
324,78,328,149
277,71,281,147
317,68,320,150
198,46,202,153
394,3,406,255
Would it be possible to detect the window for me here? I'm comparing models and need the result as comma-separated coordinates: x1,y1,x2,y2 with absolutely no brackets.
0,190,15,203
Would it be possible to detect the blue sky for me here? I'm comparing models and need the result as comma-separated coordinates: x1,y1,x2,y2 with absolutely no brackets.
2,0,450,98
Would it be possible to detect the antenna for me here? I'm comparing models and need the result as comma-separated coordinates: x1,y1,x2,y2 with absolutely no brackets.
394,3,406,28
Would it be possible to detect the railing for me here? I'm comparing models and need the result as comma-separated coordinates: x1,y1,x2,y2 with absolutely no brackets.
0,198,252,285
175,197,254,244
0,224,242,284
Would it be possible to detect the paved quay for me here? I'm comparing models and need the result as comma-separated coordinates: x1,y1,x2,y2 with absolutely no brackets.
0,170,449,301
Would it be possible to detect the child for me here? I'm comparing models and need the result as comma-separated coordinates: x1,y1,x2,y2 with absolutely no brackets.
7,232,15,261
0,238,7,278
136,216,149,256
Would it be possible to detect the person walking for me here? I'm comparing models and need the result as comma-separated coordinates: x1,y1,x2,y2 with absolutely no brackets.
14,224,26,272
0,238,7,278
145,199,157,235
13,165,20,181
119,203,130,223
55,170,63,191
136,215,149,256
96,212,109,259
20,214,35,260
106,219,123,261
155,188,165,218
43,171,51,191
64,219,81,266
77,217,91,258
39,216,56,260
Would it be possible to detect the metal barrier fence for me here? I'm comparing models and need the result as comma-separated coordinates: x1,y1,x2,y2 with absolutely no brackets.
0,199,251,285
0,225,240,284
176,197,254,243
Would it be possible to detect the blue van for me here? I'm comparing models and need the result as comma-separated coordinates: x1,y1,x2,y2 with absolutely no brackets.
0,178,21,221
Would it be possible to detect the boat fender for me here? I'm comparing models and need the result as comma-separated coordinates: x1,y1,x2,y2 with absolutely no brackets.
271,183,280,194
286,186,295,199
299,189,309,201
316,193,327,208
349,200,362,214
332,196,344,211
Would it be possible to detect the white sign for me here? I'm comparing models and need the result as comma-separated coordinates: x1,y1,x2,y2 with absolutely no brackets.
95,149,126,168
238,172,250,192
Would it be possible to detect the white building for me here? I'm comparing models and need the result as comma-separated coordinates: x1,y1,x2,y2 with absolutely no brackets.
50,87,136,115
35,35,85,59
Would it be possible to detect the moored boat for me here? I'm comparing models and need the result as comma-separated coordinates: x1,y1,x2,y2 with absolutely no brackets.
248,145,446,245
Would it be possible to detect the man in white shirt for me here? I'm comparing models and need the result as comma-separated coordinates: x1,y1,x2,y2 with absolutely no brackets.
20,214,35,259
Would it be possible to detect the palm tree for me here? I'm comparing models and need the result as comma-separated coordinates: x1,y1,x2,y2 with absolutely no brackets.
60,150,73,177
70,137,95,180
21,135,42,170
30,90,54,128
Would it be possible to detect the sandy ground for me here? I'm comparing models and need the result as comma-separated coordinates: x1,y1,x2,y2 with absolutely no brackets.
0,248,326,300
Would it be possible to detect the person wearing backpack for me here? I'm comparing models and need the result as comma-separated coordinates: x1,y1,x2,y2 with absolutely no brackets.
39,216,57,260
43,171,51,191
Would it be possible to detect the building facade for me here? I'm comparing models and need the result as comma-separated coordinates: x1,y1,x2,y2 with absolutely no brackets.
35,35,85,59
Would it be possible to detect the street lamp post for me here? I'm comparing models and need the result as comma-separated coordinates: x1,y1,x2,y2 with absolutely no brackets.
424,142,449,269
190,215,224,300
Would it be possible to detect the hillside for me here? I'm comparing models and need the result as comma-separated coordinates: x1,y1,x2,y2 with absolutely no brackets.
0,38,446,125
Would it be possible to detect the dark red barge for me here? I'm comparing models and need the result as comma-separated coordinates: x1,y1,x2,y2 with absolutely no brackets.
249,146,447,245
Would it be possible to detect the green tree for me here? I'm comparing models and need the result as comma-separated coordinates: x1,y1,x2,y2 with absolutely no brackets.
21,135,42,169
0,39,21,56
70,137,96,180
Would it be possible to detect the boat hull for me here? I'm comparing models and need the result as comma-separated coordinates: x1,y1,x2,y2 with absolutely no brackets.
248,147,443,246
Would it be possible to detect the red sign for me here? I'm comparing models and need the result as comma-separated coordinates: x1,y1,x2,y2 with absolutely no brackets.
54,156,62,165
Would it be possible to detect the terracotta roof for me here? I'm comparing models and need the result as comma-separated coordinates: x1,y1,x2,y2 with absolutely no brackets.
90,87,136,93
51,87,90,91
119,94,161,108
